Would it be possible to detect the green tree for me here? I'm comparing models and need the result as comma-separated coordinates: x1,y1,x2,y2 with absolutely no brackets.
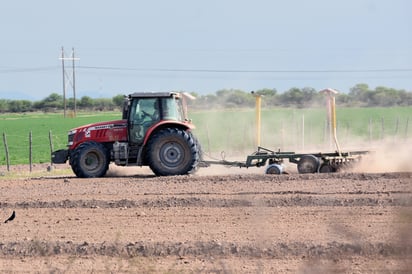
255,88,277,96
8,100,32,112
279,88,304,107
112,94,125,108
349,84,371,105
79,96,94,108
371,86,401,106
42,93,63,108
399,89,412,106
336,93,351,105
215,89,254,108
94,98,115,111
0,99,9,112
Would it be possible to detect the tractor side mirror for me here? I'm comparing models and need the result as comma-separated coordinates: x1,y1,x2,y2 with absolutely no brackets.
122,96,129,119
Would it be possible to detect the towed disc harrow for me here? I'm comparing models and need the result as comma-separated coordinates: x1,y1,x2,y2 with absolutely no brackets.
199,88,369,175
201,146,369,175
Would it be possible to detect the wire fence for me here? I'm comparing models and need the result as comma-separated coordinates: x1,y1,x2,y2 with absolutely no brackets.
1,131,55,172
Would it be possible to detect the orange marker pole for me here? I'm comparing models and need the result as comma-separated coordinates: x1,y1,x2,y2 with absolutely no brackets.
251,91,262,148
320,88,341,154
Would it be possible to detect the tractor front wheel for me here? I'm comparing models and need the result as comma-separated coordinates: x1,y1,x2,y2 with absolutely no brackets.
147,128,199,176
70,142,109,178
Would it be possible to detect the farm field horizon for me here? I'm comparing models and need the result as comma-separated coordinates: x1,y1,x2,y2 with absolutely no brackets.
0,106,411,167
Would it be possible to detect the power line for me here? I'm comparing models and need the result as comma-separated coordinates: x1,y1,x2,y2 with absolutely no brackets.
77,65,412,74
0,66,58,73
1,65,412,74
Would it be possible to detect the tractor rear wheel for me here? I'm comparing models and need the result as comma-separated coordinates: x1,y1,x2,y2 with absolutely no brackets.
70,142,109,178
147,128,199,176
297,154,319,174
191,133,204,171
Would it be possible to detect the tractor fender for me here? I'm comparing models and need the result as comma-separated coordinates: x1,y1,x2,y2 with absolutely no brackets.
142,121,194,145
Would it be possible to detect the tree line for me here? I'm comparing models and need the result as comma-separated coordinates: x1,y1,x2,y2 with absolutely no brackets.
1,83,411,113
0,93,125,113
189,84,412,109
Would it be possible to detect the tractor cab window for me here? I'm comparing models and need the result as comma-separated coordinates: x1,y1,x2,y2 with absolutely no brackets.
129,98,160,143
161,97,184,121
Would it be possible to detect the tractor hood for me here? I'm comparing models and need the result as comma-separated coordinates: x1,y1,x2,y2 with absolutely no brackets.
68,119,128,148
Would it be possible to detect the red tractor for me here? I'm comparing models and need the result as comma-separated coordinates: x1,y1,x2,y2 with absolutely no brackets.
52,92,201,177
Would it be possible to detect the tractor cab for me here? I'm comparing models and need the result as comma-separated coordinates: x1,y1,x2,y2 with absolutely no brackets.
124,92,187,144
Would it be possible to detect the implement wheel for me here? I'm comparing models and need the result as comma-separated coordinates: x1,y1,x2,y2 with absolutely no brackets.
297,155,319,174
319,163,336,173
266,164,283,175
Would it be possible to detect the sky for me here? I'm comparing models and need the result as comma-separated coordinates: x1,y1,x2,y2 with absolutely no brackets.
0,0,411,100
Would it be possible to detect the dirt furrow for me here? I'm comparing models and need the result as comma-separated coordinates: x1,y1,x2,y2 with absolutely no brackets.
0,195,410,209
0,240,410,258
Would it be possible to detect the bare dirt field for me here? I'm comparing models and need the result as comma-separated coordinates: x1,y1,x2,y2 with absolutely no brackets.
0,164,411,273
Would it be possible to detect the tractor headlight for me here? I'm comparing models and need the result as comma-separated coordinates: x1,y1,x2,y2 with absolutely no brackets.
68,129,77,146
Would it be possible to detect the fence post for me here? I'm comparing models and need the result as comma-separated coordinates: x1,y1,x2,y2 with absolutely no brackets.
49,130,54,166
394,117,399,139
301,114,305,151
205,123,211,157
405,118,409,139
3,133,10,172
280,120,285,151
368,118,373,141
226,124,232,153
29,131,33,172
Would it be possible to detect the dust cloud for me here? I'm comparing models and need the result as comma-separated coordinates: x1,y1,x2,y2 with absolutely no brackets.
103,139,412,177
352,139,412,173
106,164,154,177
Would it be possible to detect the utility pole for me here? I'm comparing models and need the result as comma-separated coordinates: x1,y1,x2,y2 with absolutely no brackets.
72,48,77,115
59,47,79,117
60,47,66,118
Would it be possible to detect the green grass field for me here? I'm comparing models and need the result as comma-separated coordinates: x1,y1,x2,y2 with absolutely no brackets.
0,112,122,166
0,107,411,166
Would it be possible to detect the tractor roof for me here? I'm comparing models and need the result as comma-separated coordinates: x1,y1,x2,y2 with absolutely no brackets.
128,92,180,98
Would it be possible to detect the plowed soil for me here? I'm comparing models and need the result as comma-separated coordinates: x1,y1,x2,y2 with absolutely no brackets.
0,164,411,273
